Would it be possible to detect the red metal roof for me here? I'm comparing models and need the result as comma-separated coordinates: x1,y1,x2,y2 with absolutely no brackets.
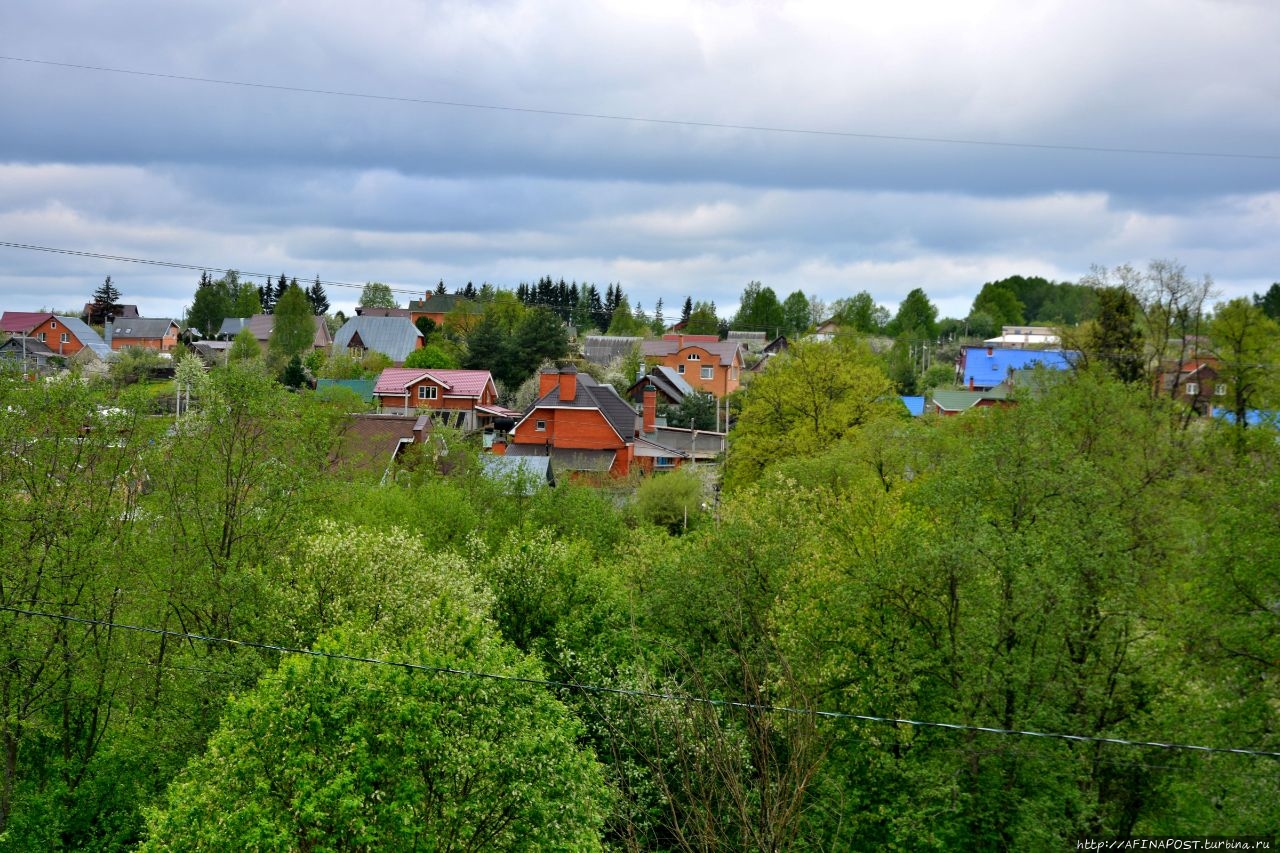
1,312,54,334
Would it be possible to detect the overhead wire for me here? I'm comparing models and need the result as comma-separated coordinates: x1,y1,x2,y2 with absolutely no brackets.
3,605,1278,760
2,56,1276,162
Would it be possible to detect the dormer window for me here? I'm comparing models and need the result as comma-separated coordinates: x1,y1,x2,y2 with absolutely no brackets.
418,385,438,400
687,353,701,361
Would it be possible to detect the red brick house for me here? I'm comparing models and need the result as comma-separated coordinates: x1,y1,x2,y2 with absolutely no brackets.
0,312,112,359
505,367,696,478
107,318,180,352
641,335,745,398
373,367,514,431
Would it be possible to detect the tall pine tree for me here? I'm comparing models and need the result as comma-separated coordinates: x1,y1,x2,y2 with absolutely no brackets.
307,276,330,315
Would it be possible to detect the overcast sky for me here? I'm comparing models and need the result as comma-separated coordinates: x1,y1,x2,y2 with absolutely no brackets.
2,0,1278,323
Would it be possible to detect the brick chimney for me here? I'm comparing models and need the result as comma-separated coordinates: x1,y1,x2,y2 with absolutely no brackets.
642,383,657,434
539,366,560,397
557,365,577,402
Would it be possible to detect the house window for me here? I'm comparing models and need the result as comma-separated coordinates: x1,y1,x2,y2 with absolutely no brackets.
687,353,701,361
37,332,46,342
418,385,438,400
656,457,676,468
1214,383,1227,397
1185,382,1199,397
60,333,69,344
535,419,546,431
700,366,714,380
677,364,686,374
50,320,57,329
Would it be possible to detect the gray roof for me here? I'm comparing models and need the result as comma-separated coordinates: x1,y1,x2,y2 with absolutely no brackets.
629,365,695,403
108,317,178,339
480,454,555,492
641,338,744,367
582,335,642,366
523,371,638,443
56,316,112,359
0,336,55,357
333,316,424,363
506,444,615,472
646,426,725,459
218,317,249,337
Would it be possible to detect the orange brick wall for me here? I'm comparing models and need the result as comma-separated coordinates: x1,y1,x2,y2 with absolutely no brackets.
511,408,625,451
29,317,85,356
111,331,178,352
652,346,741,397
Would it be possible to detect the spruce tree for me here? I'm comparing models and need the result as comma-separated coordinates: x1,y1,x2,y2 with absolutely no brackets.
307,276,330,315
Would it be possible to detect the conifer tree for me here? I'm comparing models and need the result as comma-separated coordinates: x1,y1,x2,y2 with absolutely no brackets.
307,276,330,315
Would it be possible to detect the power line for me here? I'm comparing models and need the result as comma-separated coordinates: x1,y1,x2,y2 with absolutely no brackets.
0,241,422,296
3,605,1277,759
3,55,1277,163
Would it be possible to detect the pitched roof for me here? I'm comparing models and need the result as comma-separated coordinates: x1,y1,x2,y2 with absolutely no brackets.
108,317,179,339
627,366,695,403
900,395,926,416
56,317,113,359
959,346,1072,389
506,444,616,472
930,387,1011,413
373,368,495,398
642,338,744,367
354,306,413,318
582,335,642,366
219,315,331,347
521,372,637,443
0,336,55,357
1,311,54,334
333,316,424,362
480,454,555,492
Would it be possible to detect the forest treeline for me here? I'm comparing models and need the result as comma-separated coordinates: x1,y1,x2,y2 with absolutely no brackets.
0,343,1277,849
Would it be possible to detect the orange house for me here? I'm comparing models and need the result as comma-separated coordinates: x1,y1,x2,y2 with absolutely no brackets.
641,335,745,398
1,313,111,359
107,318,180,352
506,366,637,477
373,367,507,430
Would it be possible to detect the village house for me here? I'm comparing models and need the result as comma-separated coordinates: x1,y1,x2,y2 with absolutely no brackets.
0,312,112,360
641,335,745,398
958,345,1072,391
332,316,423,364
106,317,180,352
217,315,333,350
372,367,515,431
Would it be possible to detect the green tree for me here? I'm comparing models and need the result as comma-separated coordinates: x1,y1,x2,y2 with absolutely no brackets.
306,276,329,315
607,296,647,336
829,291,888,334
510,308,569,388
781,289,811,337
92,275,122,307
1253,283,1280,321
403,344,458,369
231,282,261,318
1210,297,1279,429
971,281,1026,328
279,354,307,388
727,339,895,489
684,301,720,336
268,283,315,361
357,281,398,309
634,468,706,533
732,281,785,337
187,275,232,338
665,390,718,431
141,520,608,851
227,326,260,362
886,288,938,338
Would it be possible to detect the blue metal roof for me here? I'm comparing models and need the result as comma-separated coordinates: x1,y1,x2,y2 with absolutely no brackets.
960,347,1072,389
333,317,424,363
900,395,925,416
56,316,113,359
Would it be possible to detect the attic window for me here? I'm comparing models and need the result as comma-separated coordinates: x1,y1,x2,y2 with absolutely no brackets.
535,419,546,431
418,385,438,400
687,353,701,361
50,320,57,329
